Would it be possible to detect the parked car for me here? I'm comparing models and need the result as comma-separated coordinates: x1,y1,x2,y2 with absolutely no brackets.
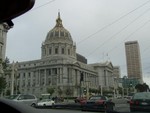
37,99,55,107
130,92,150,112
7,94,38,107
126,96,133,103
80,95,115,112
74,97,87,103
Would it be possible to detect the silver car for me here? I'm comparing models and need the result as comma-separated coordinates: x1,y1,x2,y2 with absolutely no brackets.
8,94,38,107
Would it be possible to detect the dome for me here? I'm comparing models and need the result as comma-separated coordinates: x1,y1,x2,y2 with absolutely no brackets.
45,12,73,42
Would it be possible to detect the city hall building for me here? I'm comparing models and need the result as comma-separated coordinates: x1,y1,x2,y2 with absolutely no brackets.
4,13,118,97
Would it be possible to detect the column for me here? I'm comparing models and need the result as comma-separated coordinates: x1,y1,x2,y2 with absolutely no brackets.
11,62,15,95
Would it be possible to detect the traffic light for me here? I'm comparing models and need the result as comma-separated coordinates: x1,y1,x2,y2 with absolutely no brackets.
80,72,84,81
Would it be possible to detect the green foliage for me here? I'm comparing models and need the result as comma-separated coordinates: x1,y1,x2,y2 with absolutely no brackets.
135,83,149,92
2,57,10,70
6,89,11,96
0,57,10,94
65,88,72,96
0,76,6,94
47,87,55,95
117,87,122,94
57,88,63,96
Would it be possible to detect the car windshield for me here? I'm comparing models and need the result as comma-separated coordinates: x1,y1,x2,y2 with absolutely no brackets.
133,92,150,99
7,95,19,100
1,0,150,113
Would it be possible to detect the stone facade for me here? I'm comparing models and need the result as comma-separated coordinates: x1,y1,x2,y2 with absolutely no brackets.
0,23,10,75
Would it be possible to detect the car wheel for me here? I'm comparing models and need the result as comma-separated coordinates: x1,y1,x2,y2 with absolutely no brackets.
43,104,46,106
31,103,36,107
52,103,55,108
81,106,86,111
111,105,115,111
81,108,86,111
105,104,115,112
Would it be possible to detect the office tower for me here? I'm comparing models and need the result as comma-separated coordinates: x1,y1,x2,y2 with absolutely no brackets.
125,41,143,83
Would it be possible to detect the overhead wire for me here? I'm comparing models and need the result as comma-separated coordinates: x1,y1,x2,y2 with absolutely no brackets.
86,7,150,57
30,0,56,11
77,0,150,45
106,19,150,73
107,18,150,54
20,0,150,73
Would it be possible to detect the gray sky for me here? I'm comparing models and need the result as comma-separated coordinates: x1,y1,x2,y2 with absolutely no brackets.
6,0,150,85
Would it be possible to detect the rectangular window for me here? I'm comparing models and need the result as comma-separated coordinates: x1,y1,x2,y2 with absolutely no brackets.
52,68,57,74
50,32,53,37
49,48,51,54
55,48,58,54
68,49,70,55
28,72,30,78
62,48,64,54
55,31,59,37
23,73,25,78
60,31,64,37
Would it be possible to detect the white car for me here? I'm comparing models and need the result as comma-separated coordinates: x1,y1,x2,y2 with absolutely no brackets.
37,99,55,106
8,94,38,107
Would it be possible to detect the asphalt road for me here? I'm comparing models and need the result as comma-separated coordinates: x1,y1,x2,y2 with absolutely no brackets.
36,98,130,113
112,98,130,112
36,109,98,113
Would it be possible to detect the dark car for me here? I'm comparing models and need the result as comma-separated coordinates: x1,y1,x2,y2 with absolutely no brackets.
130,92,150,112
74,97,87,103
80,95,115,112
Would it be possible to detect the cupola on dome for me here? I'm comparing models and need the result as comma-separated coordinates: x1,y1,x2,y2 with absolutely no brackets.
45,12,73,42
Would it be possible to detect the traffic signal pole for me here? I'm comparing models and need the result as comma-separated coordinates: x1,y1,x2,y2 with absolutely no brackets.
80,72,84,98
80,79,81,98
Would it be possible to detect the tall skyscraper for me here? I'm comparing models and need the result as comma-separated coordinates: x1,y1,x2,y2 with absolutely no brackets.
125,41,143,83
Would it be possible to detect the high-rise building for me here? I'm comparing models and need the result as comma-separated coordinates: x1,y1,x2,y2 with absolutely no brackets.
125,41,143,83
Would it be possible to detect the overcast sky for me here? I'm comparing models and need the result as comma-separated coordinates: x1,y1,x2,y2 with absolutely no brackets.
6,0,150,85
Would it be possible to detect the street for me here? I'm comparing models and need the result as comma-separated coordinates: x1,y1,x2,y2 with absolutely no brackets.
36,98,130,113
112,98,130,112
36,109,98,113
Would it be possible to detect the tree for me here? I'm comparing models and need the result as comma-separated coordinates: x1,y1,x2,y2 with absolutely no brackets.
0,76,6,94
0,57,10,95
6,89,11,96
65,88,72,96
47,87,55,96
135,84,143,92
65,87,72,102
2,57,10,70
142,83,149,92
57,87,63,97
135,83,149,92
